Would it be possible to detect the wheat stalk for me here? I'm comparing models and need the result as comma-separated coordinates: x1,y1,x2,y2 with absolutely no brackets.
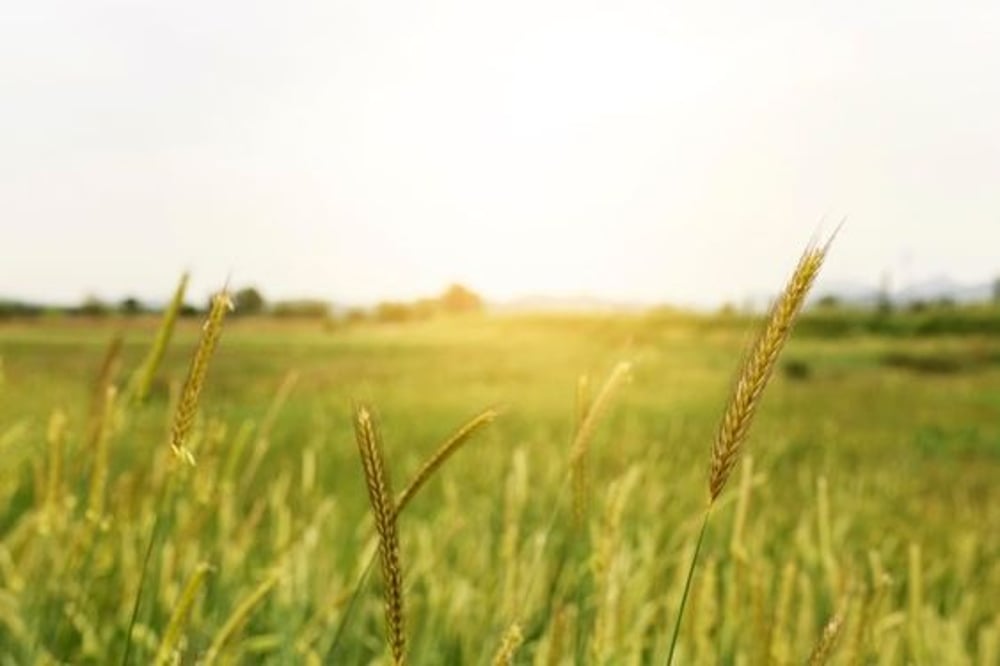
327,406,497,663
709,244,827,502
169,289,232,465
131,272,189,402
153,562,211,666
569,361,632,523
86,385,117,523
44,410,67,522
394,406,498,515
354,405,406,665
668,238,832,665
201,573,279,665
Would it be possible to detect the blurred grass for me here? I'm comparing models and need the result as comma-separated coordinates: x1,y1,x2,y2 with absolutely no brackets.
0,313,998,663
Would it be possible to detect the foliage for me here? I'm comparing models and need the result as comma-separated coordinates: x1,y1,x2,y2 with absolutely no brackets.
233,287,266,316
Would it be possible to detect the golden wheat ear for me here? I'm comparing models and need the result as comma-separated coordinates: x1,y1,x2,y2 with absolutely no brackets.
668,238,832,666
354,405,406,665
708,244,827,503
491,622,524,665
169,288,233,465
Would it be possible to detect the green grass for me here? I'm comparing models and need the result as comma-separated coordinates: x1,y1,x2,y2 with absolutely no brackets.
0,313,998,664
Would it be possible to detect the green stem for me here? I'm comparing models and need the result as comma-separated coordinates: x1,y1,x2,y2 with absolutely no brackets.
666,506,712,666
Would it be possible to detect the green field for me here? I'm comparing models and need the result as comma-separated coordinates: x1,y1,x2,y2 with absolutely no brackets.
1,313,998,664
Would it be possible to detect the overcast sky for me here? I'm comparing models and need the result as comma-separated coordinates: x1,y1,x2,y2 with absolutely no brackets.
2,1,998,307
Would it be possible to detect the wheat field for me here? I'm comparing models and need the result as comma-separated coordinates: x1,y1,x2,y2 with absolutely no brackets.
0,295,998,664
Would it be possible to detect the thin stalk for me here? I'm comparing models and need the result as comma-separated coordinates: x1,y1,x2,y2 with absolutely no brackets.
666,507,711,666
122,479,170,665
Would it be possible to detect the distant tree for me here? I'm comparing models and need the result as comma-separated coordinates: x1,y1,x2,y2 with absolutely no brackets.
816,294,841,309
993,277,1000,305
179,302,201,317
374,301,414,323
119,297,144,316
344,307,368,324
79,295,109,317
439,284,483,314
718,302,737,317
271,300,331,319
876,271,893,316
0,300,43,319
233,287,266,315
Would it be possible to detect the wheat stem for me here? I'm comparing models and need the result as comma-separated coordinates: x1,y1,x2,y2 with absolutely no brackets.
131,273,189,403
153,563,211,666
354,406,406,664
394,406,498,515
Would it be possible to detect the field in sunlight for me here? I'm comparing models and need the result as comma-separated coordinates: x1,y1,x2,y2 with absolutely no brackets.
0,312,998,664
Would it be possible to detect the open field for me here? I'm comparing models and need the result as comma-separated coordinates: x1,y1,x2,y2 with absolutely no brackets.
0,313,998,664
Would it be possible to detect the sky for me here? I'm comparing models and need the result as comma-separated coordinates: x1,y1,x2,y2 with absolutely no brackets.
2,0,999,308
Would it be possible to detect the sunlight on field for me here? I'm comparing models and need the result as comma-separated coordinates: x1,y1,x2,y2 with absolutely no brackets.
0,308,998,664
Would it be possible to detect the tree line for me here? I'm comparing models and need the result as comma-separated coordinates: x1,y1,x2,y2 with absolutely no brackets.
0,284,484,323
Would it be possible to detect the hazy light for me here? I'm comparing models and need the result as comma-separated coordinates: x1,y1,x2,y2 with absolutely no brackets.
2,1,998,306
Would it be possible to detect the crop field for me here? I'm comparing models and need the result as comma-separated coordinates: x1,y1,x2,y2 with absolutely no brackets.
0,307,998,664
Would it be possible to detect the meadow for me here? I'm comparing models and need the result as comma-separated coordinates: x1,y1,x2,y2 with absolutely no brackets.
0,302,998,664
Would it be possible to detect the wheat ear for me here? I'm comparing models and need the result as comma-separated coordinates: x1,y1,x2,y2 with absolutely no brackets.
491,622,524,666
86,385,117,523
153,562,211,666
569,361,632,523
709,244,827,502
808,605,847,665
327,407,497,663
669,239,831,666
354,405,406,665
394,406,498,515
131,272,189,402
201,573,279,665
169,289,232,465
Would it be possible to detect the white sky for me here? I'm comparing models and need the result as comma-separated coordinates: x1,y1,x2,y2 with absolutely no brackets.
2,1,998,307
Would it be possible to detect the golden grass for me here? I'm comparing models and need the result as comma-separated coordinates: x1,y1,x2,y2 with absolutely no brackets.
669,239,831,665
169,289,232,465
354,405,406,664
491,622,524,666
709,244,827,502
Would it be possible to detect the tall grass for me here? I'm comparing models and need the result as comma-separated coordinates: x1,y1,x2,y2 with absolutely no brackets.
668,241,830,664
0,251,996,663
